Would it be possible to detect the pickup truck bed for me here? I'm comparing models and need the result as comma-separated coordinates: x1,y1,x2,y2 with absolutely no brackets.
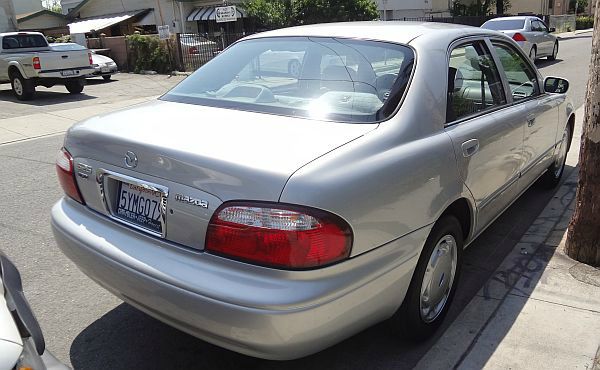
0,32,94,100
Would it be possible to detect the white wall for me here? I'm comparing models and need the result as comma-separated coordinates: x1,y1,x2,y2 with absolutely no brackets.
11,0,43,15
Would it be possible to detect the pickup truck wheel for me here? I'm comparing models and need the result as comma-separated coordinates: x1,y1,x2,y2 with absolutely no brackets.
65,79,85,94
395,215,463,341
102,75,112,81
11,73,35,101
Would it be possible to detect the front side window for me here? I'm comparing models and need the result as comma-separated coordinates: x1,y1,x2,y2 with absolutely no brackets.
163,37,415,123
492,42,540,101
447,42,506,123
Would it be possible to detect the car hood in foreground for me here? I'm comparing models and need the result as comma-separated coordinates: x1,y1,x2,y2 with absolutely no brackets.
65,100,377,201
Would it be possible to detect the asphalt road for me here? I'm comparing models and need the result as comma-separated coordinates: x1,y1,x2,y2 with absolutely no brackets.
0,32,592,370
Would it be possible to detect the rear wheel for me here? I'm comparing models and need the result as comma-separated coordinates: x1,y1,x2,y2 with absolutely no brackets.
65,79,85,94
548,42,558,61
396,215,463,341
539,124,571,188
10,71,35,101
102,75,112,81
529,46,537,62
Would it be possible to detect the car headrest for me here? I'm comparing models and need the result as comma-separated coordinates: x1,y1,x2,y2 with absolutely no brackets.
448,67,464,93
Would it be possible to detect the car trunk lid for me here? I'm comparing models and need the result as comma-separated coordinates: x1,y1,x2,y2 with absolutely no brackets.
65,100,376,250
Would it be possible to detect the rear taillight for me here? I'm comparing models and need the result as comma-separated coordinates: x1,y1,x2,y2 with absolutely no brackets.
189,46,198,54
206,202,352,269
88,52,93,65
512,33,527,42
56,148,84,204
32,57,41,70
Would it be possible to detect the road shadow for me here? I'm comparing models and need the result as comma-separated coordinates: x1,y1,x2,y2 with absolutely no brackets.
0,89,97,106
85,78,117,86
69,165,577,370
535,58,563,68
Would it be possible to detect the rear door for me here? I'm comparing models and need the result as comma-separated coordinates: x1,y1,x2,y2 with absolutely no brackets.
490,40,561,191
444,39,525,232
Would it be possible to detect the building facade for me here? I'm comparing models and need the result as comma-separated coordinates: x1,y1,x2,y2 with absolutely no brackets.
0,0,17,32
377,0,453,19
11,0,43,15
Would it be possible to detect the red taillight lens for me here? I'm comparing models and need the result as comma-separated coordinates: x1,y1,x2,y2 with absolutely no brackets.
189,46,198,54
56,148,84,204
512,33,527,42
206,203,353,269
88,52,93,65
33,57,41,70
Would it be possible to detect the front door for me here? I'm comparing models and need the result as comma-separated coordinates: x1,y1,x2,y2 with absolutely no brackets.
444,40,524,233
491,41,561,190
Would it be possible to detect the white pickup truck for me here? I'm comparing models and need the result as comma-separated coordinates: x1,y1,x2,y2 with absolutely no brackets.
0,32,94,100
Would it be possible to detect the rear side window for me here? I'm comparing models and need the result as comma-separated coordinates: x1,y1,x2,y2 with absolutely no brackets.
447,42,506,123
492,42,540,101
2,35,48,50
163,37,415,123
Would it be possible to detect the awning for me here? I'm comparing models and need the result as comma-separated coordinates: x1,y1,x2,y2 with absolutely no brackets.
68,9,149,34
187,6,246,22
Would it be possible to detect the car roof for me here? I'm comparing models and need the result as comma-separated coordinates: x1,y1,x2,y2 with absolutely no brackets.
243,21,501,45
0,31,45,37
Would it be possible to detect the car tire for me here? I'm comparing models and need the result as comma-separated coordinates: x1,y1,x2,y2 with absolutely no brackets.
65,79,85,94
395,215,463,341
539,124,571,189
529,46,537,62
288,59,301,78
102,75,112,81
548,42,559,61
10,71,35,101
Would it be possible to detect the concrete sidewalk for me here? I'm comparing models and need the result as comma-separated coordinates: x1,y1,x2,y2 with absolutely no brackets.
416,106,600,369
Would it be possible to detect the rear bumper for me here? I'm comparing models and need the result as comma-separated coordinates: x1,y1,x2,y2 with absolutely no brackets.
36,67,95,79
51,198,424,360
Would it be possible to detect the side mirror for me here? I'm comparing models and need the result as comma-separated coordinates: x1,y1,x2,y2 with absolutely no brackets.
544,76,569,94
549,27,556,33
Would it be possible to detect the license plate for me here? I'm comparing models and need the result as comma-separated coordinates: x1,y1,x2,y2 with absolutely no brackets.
61,70,75,76
115,182,163,234
101,67,109,73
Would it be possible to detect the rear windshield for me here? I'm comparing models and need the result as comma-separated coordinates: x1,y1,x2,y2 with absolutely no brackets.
163,37,415,123
2,34,48,50
482,19,526,30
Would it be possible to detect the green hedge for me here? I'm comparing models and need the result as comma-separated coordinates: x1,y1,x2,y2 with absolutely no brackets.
126,34,172,74
576,16,594,29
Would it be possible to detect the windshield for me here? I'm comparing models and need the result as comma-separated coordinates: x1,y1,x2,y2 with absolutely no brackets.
49,43,87,51
482,19,526,30
163,37,415,123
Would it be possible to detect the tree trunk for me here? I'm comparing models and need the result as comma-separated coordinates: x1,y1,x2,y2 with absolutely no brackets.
496,0,504,14
565,0,600,267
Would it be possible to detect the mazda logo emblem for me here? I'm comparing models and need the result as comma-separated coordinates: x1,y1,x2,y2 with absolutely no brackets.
124,151,138,168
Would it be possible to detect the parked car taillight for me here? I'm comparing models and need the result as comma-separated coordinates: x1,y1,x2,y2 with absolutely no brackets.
513,33,527,42
189,46,198,54
206,202,352,269
32,57,41,70
88,52,93,65
56,148,85,204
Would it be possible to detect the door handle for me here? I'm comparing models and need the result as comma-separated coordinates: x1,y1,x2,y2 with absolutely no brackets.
527,116,536,127
461,139,479,157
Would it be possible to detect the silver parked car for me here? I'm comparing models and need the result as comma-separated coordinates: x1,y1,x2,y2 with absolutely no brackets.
50,43,118,81
51,22,574,360
481,16,559,61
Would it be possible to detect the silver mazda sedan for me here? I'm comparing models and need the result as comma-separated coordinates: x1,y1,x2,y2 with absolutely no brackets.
51,22,574,359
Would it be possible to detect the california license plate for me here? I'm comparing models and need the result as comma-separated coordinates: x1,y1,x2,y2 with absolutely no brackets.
61,70,75,76
101,67,109,73
115,182,163,233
